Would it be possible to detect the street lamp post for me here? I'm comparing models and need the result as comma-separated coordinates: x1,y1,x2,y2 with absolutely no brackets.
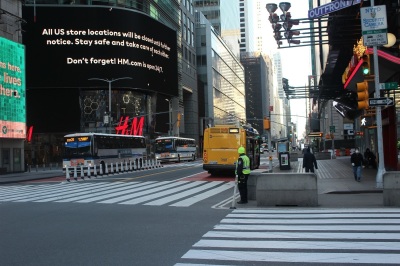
88,77,132,133
165,99,172,136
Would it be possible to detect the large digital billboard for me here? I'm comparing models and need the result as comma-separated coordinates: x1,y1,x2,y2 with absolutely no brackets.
22,6,178,96
0,37,26,139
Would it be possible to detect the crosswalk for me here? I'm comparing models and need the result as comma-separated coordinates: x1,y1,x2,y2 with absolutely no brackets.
177,209,400,265
0,180,232,207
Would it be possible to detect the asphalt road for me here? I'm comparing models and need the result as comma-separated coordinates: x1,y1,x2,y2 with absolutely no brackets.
1,159,400,265
0,162,233,266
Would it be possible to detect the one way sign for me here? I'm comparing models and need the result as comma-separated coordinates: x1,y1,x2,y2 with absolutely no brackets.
369,97,394,107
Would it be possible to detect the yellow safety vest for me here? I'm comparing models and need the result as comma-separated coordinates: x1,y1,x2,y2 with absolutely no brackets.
236,154,251,175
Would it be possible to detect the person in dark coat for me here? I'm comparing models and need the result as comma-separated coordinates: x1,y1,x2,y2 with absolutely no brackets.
364,148,376,168
303,148,318,173
351,148,364,181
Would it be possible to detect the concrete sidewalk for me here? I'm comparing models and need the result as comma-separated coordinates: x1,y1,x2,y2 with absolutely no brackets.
250,155,385,208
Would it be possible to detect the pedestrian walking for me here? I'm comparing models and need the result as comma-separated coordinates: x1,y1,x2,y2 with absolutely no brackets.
302,148,318,173
235,146,251,204
351,148,364,182
364,148,377,169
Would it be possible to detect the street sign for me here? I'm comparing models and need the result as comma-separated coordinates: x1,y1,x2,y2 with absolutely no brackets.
363,31,388,46
361,5,388,46
308,0,361,19
330,126,335,133
368,97,394,107
379,82,398,90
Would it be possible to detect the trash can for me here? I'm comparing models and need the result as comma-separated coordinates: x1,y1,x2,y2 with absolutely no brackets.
279,152,291,170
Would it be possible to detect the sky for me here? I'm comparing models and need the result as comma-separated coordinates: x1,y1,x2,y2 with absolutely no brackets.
262,0,313,140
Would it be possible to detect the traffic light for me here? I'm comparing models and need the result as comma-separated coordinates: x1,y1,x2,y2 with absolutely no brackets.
362,55,370,76
279,2,300,44
282,78,289,92
356,81,369,110
177,112,181,128
263,117,270,130
266,3,282,46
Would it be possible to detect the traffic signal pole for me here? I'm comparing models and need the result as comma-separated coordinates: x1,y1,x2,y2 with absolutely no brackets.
371,0,385,188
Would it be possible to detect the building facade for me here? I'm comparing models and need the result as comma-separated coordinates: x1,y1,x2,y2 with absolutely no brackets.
195,10,246,144
15,0,203,169
0,0,25,173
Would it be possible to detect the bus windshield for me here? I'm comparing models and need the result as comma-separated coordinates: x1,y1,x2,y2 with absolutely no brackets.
155,139,174,153
64,136,92,157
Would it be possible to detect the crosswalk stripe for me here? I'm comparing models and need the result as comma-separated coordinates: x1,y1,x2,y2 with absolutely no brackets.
75,181,166,203
119,181,208,205
203,230,400,240
3,183,100,202
214,223,400,231
0,180,231,207
54,181,154,203
99,181,186,204
27,183,126,202
181,250,400,264
194,239,400,250
170,183,233,207
145,181,223,206
221,218,400,224
178,209,400,265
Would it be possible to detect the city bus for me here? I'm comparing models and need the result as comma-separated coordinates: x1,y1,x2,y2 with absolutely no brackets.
203,125,261,176
62,133,147,172
154,137,197,162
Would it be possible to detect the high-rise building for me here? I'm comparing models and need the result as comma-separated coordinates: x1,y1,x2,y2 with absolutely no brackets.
195,11,246,130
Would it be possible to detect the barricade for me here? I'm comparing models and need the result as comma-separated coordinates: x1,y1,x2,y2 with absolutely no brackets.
383,172,400,206
314,152,331,160
256,173,318,207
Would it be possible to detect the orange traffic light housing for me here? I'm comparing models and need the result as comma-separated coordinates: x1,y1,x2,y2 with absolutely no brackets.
177,112,181,128
357,81,369,110
263,117,270,130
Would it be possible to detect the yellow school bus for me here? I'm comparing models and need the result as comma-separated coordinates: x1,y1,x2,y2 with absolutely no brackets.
202,125,261,176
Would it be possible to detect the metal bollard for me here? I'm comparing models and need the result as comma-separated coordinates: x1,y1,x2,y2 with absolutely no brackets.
93,164,97,178
87,165,91,179
73,167,78,181
80,165,85,180
99,164,103,177
105,163,109,175
110,163,114,175
66,167,70,182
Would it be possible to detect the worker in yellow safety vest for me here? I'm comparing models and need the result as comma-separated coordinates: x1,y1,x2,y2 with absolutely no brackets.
235,146,251,204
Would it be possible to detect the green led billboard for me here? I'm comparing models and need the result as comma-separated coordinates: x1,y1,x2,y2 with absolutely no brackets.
0,37,26,139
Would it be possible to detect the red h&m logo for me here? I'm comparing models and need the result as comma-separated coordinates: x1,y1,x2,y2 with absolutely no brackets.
115,116,145,136
26,126,33,142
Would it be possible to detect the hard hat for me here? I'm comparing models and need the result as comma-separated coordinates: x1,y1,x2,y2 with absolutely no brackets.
238,147,245,154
